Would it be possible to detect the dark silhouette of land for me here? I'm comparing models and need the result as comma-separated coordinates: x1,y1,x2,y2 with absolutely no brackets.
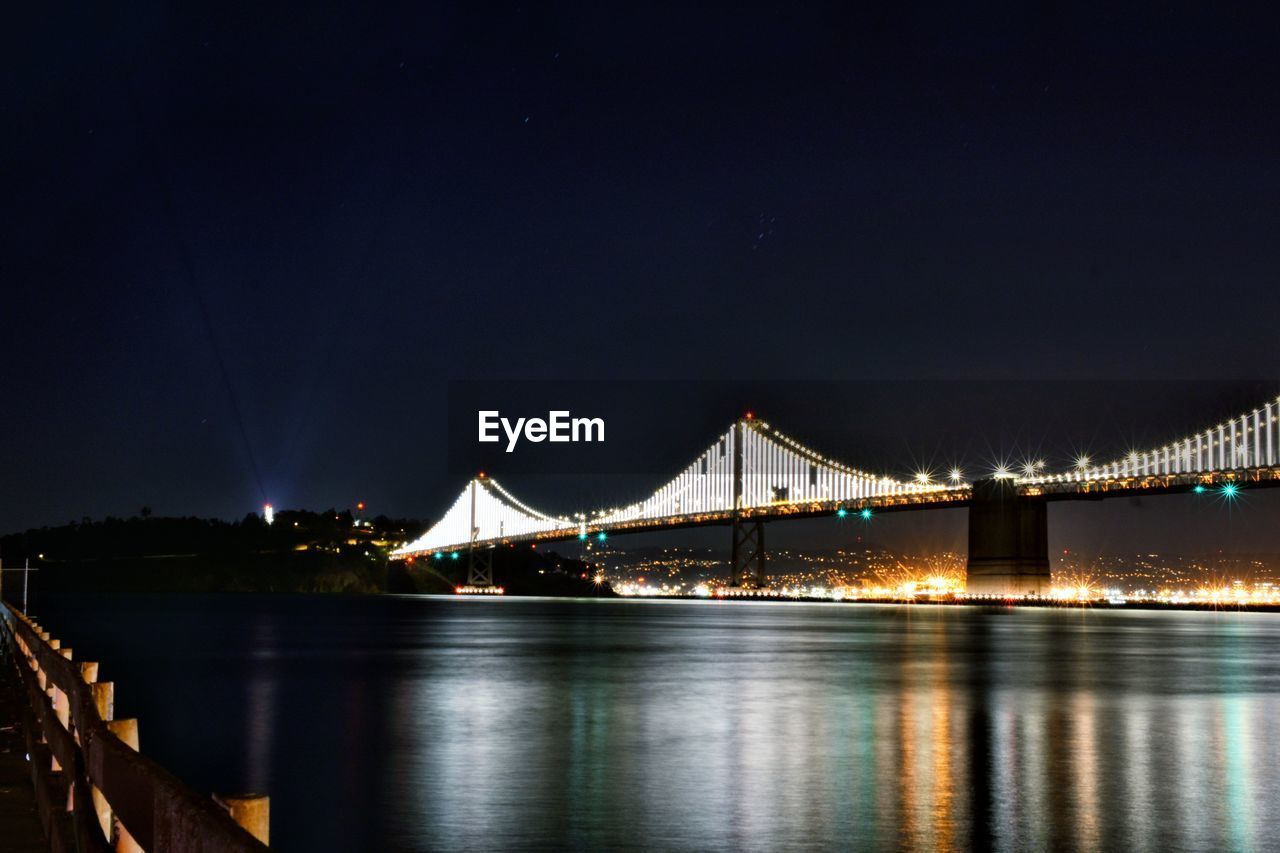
0,511,603,598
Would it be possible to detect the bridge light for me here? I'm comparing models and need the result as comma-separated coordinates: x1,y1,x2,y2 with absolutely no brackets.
859,508,873,521
1193,484,1206,494
578,532,588,540
915,471,932,484
434,552,443,559
837,508,848,518
597,531,608,541
450,552,459,560
1220,482,1240,500
1076,455,1090,469
994,466,1012,479
949,468,964,484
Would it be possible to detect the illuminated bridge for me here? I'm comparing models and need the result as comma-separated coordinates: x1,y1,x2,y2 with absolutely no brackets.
394,394,1280,595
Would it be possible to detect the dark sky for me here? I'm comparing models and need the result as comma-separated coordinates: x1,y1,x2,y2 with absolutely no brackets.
4,3,1279,549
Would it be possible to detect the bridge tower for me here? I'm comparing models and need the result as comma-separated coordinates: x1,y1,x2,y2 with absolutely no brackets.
966,478,1050,596
466,479,495,588
729,419,767,587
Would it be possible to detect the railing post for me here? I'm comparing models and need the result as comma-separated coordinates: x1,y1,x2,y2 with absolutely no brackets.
52,646,72,772
215,793,270,846
92,682,114,723
108,719,143,853
79,661,115,841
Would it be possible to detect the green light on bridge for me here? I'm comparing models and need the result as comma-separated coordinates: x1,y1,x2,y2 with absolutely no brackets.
859,508,873,521
450,552,459,560
1220,482,1240,500
836,508,848,518
434,552,443,559
1193,485,1206,494
597,532,608,541
578,533,588,540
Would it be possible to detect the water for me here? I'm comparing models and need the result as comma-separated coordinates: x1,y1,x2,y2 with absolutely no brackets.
32,594,1280,851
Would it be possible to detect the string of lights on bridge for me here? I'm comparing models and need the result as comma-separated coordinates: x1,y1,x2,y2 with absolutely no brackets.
393,394,1280,560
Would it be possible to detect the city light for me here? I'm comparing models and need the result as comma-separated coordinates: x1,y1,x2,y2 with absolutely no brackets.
263,504,274,525
949,467,964,484
1220,482,1240,500
836,508,848,518
859,508,873,520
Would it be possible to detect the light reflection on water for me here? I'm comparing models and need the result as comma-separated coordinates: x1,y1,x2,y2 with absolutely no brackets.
34,595,1280,851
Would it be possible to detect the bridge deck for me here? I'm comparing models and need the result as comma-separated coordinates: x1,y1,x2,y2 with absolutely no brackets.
0,641,47,853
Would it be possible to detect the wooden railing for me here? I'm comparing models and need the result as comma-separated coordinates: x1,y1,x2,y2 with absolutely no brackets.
0,599,271,852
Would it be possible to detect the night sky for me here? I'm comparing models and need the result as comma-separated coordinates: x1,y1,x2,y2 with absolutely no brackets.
4,4,1279,553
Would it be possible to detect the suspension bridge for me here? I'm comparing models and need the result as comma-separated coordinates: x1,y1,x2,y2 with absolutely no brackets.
393,394,1280,595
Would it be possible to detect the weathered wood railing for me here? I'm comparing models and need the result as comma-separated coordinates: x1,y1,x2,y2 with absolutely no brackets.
0,598,271,852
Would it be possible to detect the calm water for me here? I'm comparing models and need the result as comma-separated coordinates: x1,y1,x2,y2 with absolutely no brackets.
32,593,1280,851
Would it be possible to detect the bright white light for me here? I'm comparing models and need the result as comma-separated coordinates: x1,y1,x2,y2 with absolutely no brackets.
264,504,274,525
994,466,1012,479
949,467,964,484
915,471,932,484
1076,455,1090,469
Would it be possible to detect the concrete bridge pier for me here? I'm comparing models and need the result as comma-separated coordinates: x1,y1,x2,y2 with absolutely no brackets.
966,478,1051,596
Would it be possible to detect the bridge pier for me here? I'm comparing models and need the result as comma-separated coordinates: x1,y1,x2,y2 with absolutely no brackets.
466,545,494,588
729,519,766,588
966,478,1051,596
